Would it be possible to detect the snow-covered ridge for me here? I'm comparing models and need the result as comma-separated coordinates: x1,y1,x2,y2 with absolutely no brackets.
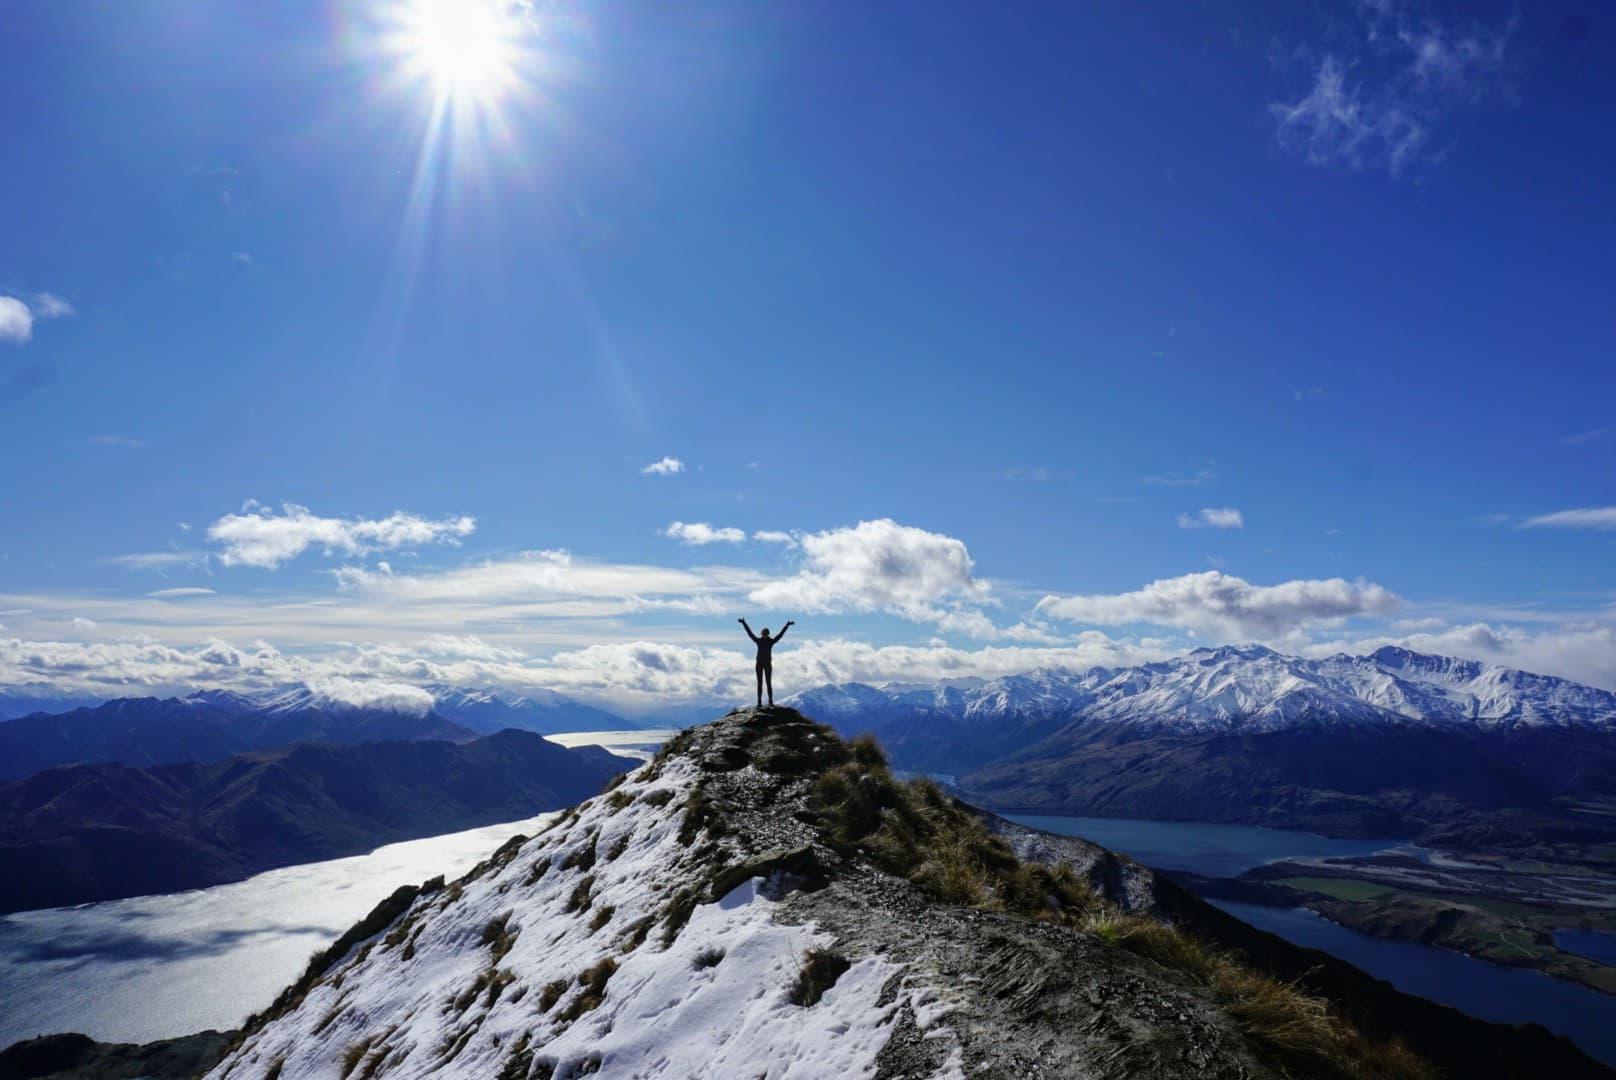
789,645,1616,733
206,739,902,1080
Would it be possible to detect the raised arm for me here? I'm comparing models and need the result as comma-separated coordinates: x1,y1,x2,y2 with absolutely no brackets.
738,617,759,643
774,620,795,642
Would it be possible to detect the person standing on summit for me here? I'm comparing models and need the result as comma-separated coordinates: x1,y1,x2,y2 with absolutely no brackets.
739,617,793,707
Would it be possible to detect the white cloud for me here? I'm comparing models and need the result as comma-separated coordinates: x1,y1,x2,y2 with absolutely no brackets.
1561,428,1609,447
640,456,685,476
32,293,74,319
71,617,98,632
749,519,993,632
104,551,209,571
147,587,217,599
0,297,32,344
1037,570,1401,639
0,630,1175,707
87,434,147,449
1270,2,1515,176
304,677,434,716
1520,507,1616,531
1310,621,1616,693
752,530,797,546
663,521,746,545
207,502,476,569
0,293,74,345
1142,467,1216,487
1177,507,1244,530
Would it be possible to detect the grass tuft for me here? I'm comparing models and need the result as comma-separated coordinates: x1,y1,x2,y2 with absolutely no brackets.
787,948,852,1007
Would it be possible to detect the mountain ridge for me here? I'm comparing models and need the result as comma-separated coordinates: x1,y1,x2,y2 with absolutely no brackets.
0,730,634,912
195,708,1607,1079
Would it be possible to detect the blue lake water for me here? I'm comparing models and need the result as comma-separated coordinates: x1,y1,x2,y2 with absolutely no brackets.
1221,902,1616,1068
1006,813,1616,1068
1556,929,1616,967
1004,813,1411,878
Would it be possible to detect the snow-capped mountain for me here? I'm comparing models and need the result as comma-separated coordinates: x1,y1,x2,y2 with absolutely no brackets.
791,645,1616,736
174,684,634,735
424,685,634,735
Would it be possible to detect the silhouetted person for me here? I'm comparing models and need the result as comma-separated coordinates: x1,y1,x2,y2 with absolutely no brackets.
739,617,793,707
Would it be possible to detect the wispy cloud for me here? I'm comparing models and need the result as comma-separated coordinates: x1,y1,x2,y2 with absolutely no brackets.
147,587,217,599
104,551,209,571
640,456,685,476
1269,1,1516,177
87,434,147,449
1038,570,1400,639
207,502,477,569
1294,386,1326,403
752,530,797,546
1142,466,1217,487
1561,427,1609,447
663,521,746,545
1177,507,1245,530
1521,507,1616,532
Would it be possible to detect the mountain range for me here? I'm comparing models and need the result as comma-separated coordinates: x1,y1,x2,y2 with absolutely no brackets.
789,646,1616,843
0,695,477,780
0,730,634,912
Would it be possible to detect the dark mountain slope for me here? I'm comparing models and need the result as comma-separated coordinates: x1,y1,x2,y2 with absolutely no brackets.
0,731,633,912
0,697,476,780
961,721,1616,843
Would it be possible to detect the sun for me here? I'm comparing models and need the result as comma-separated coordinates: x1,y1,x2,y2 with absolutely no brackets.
393,0,524,102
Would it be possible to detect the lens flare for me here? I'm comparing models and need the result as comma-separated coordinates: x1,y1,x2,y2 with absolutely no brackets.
395,0,523,103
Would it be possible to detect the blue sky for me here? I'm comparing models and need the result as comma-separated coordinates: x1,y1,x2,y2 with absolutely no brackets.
2,0,1613,707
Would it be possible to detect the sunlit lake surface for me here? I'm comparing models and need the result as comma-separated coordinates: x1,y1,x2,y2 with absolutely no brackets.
0,729,678,1049
0,813,557,1047
545,728,677,761
1008,813,1616,1068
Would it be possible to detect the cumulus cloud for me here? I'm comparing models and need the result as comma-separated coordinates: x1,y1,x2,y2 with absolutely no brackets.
1037,570,1401,639
0,298,33,344
207,502,476,569
1520,507,1616,531
0,292,74,345
640,457,685,476
1270,1,1515,176
749,519,993,631
663,521,746,545
1177,507,1244,530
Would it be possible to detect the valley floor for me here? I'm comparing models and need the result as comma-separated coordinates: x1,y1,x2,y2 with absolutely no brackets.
1184,843,1616,996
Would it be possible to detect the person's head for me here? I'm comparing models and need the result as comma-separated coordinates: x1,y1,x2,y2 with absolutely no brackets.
760,628,772,638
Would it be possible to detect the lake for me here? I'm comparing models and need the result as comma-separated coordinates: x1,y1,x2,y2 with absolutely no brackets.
0,813,559,1048
1004,813,1412,878
0,727,677,1050
1007,813,1616,1068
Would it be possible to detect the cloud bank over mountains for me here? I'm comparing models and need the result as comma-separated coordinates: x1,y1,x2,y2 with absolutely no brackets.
6,500,1616,703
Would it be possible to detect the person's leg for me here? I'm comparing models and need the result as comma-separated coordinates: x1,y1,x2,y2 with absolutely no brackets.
755,664,763,706
765,664,773,705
